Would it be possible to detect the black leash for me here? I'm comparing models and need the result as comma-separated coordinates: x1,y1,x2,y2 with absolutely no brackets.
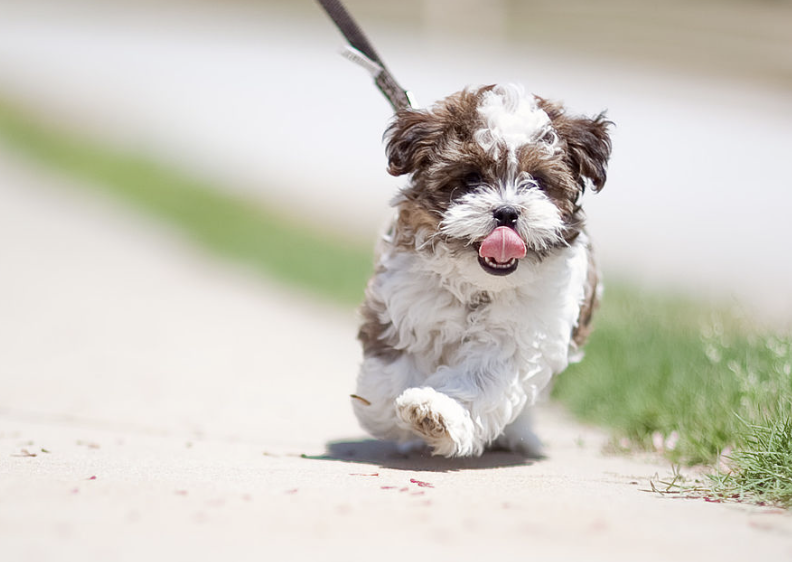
315,0,414,112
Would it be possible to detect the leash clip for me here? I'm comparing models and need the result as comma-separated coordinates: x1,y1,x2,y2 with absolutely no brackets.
317,0,414,112
340,45,383,78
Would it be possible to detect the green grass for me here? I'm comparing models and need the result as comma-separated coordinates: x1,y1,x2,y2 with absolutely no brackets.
0,100,373,305
709,417,792,506
554,285,792,506
1,96,791,507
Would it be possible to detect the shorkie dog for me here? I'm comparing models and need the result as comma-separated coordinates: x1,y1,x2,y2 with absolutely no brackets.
352,83,612,457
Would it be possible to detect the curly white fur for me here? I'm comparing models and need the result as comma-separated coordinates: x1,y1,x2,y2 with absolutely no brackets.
475,84,559,165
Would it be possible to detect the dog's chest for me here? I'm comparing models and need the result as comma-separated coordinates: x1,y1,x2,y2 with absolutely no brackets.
372,238,589,378
385,276,567,376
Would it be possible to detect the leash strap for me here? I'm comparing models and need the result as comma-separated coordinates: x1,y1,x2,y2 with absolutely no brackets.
316,0,414,111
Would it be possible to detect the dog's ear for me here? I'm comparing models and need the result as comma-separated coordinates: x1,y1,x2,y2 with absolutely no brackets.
384,108,446,177
539,99,613,193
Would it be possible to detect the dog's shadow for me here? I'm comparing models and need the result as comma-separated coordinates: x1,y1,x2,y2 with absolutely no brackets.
308,438,538,472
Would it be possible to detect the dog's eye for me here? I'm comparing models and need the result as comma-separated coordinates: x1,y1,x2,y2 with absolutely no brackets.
463,172,483,188
532,175,548,191
540,130,556,145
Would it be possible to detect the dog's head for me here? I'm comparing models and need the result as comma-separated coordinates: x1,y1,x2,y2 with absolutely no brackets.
385,84,611,283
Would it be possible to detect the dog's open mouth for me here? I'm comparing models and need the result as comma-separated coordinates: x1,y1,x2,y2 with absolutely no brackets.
478,255,519,275
477,226,526,276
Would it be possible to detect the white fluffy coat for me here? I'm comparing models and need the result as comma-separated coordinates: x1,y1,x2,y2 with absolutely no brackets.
353,229,591,457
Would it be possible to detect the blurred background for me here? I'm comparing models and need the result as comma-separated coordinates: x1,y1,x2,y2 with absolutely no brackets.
2,0,790,323
1,0,791,318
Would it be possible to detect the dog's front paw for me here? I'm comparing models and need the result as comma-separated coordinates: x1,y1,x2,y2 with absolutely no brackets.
394,388,479,457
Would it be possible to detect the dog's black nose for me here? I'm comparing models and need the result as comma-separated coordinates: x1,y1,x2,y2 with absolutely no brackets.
493,206,520,228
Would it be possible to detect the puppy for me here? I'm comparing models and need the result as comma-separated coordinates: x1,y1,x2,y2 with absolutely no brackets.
352,84,612,457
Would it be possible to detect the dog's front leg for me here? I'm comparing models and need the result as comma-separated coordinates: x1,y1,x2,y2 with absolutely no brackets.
394,357,527,457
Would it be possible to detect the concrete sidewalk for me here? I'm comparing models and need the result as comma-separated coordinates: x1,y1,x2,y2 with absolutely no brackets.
2,151,792,560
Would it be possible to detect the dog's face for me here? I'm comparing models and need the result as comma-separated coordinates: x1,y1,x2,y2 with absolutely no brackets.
385,84,611,282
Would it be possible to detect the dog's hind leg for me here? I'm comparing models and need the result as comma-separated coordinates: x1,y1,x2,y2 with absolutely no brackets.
496,405,544,458
352,354,425,445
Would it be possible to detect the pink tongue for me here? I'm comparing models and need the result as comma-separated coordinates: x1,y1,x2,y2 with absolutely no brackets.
479,227,527,263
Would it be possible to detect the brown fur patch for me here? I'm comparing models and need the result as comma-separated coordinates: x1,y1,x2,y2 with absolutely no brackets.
357,288,402,363
385,88,486,178
536,97,613,193
390,201,442,252
517,148,580,219
572,241,600,348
